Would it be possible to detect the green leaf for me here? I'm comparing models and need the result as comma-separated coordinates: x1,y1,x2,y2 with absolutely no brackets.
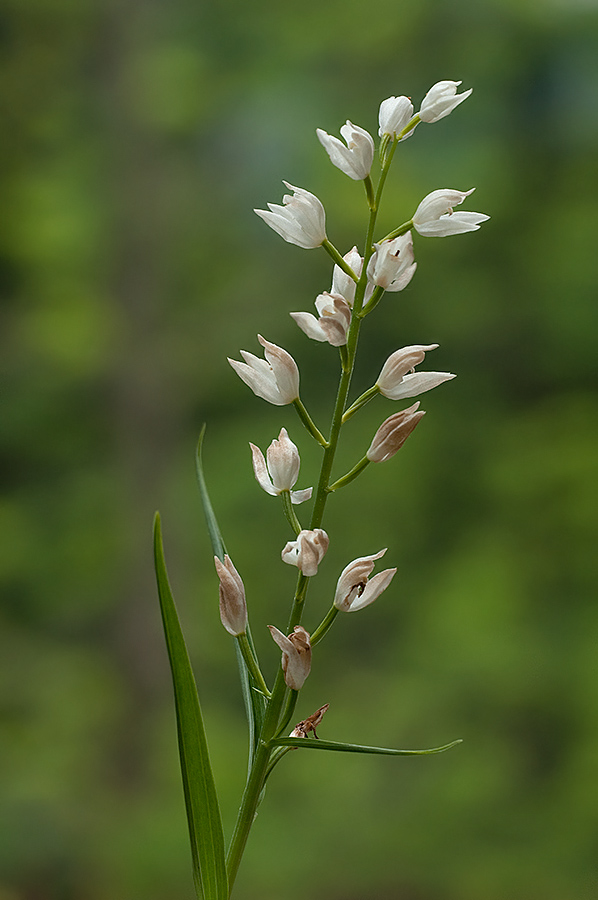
153,513,228,900
195,424,227,562
195,426,266,768
268,737,463,755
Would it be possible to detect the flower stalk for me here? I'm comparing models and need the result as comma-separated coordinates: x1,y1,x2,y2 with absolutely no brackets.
293,398,329,447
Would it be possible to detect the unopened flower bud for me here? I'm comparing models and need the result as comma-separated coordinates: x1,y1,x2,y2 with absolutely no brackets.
367,403,425,463
228,335,300,406
268,624,312,690
418,80,472,123
281,528,329,577
250,428,312,504
376,344,455,400
366,234,417,292
254,182,326,249
378,95,416,140
412,188,489,237
317,121,375,181
214,555,247,636
334,549,397,612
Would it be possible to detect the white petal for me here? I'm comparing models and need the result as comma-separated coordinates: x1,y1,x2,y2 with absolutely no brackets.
384,261,417,292
415,211,489,237
228,357,282,405
249,443,278,495
380,371,456,400
348,568,397,611
266,427,300,491
290,311,330,342
290,487,313,505
258,335,300,403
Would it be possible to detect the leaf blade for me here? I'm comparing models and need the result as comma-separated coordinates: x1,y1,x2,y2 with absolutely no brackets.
268,737,463,755
153,512,228,900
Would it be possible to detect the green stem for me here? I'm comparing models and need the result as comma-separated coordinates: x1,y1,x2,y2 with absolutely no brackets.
379,219,414,243
227,575,309,892
327,456,371,492
364,175,375,210
293,398,328,448
236,633,271,698
321,239,359,282
226,669,286,891
359,285,385,318
310,606,339,646
274,689,299,738
309,166,385,529
342,385,380,422
264,745,294,780
280,490,302,536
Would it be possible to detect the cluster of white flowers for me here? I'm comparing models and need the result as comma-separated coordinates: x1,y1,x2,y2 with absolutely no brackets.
216,80,488,692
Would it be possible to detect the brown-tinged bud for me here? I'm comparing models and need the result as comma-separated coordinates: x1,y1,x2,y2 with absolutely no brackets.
214,554,247,636
366,402,425,463
268,624,312,690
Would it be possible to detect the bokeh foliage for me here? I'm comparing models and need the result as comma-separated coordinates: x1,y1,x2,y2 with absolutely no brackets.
1,0,598,898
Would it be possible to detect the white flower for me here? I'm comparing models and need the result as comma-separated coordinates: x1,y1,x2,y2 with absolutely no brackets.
378,95,416,140
316,121,375,181
376,344,455,400
366,233,417,292
250,428,312,505
228,335,300,406
367,402,426,463
412,188,489,237
419,80,472,123
290,292,352,347
281,528,329,577
268,625,312,690
254,182,327,249
334,549,397,612
214,555,247,636
331,246,366,308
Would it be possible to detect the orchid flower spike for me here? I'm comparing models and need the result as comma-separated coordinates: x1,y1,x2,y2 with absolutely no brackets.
290,292,352,347
334,549,397,612
366,233,417,292
214,555,247,636
254,182,327,249
228,335,300,405
378,95,416,140
367,402,426,463
376,344,456,400
268,624,312,690
281,528,329,577
412,188,489,237
419,80,472,123
250,428,312,505
316,121,375,181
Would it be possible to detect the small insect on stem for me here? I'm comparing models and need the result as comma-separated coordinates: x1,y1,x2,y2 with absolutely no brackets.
290,703,330,740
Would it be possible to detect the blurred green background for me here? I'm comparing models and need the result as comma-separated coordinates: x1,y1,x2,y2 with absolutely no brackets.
2,0,598,898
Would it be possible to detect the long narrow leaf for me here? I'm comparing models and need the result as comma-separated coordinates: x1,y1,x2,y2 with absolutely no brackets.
195,427,266,767
195,425,227,561
153,513,228,900
269,737,463,755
